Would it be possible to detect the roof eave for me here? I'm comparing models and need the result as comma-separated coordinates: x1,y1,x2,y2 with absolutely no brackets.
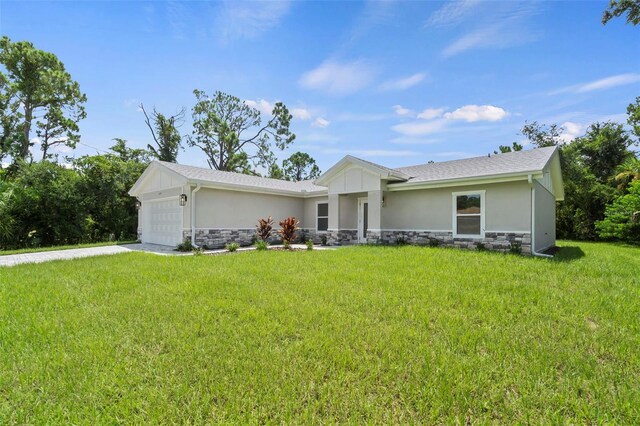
186,179,328,198
387,170,544,191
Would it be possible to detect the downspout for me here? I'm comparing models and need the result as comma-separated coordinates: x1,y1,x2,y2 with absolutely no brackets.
191,184,202,248
529,174,553,258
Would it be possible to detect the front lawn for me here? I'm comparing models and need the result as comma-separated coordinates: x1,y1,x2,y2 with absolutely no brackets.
1,242,638,423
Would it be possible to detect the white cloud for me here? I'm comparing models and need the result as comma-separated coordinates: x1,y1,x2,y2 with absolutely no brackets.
558,121,586,144
379,73,427,91
390,137,440,145
312,117,330,128
123,98,141,109
216,1,291,42
440,2,540,58
299,133,342,144
245,99,274,115
550,73,640,95
426,0,482,28
417,108,444,120
291,108,312,120
299,60,375,95
444,105,508,122
321,148,419,158
392,119,449,136
392,105,413,117
335,112,389,122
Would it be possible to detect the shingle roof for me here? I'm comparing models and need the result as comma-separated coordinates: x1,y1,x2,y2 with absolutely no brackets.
152,147,557,195
157,161,326,194
392,146,557,184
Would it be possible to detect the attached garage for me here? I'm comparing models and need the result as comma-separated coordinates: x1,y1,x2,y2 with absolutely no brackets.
142,199,183,246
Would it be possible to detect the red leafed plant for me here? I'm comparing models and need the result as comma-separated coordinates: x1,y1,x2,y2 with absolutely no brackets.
256,216,274,242
278,216,299,247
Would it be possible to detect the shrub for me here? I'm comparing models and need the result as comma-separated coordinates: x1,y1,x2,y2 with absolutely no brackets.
320,235,327,246
225,242,240,252
509,241,522,255
306,240,314,251
596,180,640,243
176,238,195,252
256,216,274,242
278,216,299,247
476,242,487,251
395,236,407,246
255,240,269,251
428,238,440,247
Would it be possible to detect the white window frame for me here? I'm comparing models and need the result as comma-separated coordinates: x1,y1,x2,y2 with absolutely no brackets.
316,201,329,232
452,190,485,238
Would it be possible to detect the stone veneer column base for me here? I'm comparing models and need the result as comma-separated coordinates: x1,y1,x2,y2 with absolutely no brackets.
367,230,532,255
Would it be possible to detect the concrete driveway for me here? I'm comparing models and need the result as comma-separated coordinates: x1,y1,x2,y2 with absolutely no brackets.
0,243,183,268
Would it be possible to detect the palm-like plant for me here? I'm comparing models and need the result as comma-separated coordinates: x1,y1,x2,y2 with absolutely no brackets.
278,216,299,248
256,216,274,242
615,157,640,190
0,182,15,246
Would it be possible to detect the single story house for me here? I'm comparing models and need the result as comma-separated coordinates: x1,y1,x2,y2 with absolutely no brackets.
128,146,563,255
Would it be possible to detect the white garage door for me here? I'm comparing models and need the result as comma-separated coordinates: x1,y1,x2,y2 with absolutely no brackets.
143,199,183,246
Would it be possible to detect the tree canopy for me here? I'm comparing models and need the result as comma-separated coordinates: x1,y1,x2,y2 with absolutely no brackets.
0,36,86,163
141,104,184,163
187,90,295,173
602,0,640,25
282,152,321,181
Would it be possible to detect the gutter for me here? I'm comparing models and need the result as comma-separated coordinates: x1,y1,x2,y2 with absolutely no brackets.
388,171,545,191
191,184,202,248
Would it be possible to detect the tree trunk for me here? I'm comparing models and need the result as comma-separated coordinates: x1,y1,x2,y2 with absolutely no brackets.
20,104,32,160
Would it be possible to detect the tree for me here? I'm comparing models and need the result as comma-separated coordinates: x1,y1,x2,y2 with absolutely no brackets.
282,152,321,181
0,37,86,163
4,161,88,247
187,90,295,173
494,141,523,154
555,122,634,239
627,96,640,139
268,162,284,179
615,157,640,190
575,122,633,184
0,73,21,166
73,139,149,241
140,104,184,163
110,138,152,163
596,180,640,243
602,0,640,25
520,121,564,148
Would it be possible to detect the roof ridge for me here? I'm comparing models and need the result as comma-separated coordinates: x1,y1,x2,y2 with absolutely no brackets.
393,146,556,171
157,160,317,185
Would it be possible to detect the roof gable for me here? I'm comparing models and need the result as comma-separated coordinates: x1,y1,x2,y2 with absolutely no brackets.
315,155,409,186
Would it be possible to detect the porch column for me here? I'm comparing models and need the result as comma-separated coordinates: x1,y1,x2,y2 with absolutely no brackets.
328,194,340,230
367,190,382,240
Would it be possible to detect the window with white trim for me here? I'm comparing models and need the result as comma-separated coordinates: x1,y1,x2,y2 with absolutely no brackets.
317,203,328,231
453,191,484,236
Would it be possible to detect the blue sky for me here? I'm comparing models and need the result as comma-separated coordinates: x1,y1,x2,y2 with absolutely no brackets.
1,0,638,172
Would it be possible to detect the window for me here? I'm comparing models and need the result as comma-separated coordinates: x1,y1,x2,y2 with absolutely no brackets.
453,191,484,237
317,202,328,231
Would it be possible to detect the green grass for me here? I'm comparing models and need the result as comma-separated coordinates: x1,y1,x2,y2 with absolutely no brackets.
0,240,138,256
1,241,639,423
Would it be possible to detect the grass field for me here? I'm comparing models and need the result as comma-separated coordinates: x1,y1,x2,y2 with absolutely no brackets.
0,241,138,256
1,241,639,423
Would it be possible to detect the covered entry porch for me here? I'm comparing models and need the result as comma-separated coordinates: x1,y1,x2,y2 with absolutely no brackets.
325,190,384,245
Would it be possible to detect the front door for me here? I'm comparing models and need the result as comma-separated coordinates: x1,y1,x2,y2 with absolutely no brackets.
358,198,368,243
